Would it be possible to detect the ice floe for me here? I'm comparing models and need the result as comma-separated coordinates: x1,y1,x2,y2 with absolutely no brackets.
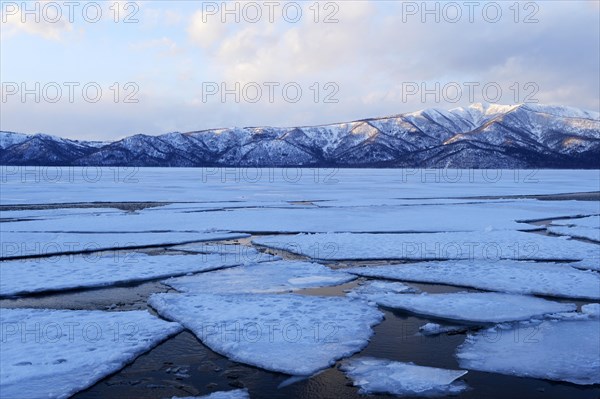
341,357,468,396
1,249,270,297
350,292,576,324
254,231,599,261
163,260,355,294
0,308,182,399
148,293,383,375
0,231,249,259
346,260,600,300
456,317,600,385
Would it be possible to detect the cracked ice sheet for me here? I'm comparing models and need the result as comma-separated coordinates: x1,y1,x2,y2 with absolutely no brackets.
345,260,600,300
0,308,182,399
456,314,600,385
348,291,576,324
341,357,468,396
4,200,600,234
0,231,249,259
253,231,599,261
163,260,355,294
148,293,383,376
0,249,274,297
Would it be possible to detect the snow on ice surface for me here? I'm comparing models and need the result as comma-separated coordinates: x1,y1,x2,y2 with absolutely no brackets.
163,260,355,294
345,260,600,300
5,199,599,234
456,316,600,385
172,389,249,399
350,292,576,324
0,231,249,259
0,250,270,297
254,231,599,261
0,308,183,399
341,357,468,396
148,293,383,376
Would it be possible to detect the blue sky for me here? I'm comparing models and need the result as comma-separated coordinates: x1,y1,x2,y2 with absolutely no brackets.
1,0,599,140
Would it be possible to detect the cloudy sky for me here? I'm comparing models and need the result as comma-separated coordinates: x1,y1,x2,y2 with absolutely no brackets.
1,0,599,140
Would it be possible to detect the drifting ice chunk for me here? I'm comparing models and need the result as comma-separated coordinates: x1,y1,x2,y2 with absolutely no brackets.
0,308,182,399
173,389,249,399
163,261,355,294
253,231,598,261
341,357,468,396
346,260,600,300
419,323,468,336
0,231,249,259
582,303,600,317
347,280,420,297
148,293,383,375
457,318,600,385
355,292,576,323
1,250,267,297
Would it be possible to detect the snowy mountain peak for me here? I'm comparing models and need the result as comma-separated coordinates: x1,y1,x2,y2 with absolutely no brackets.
1,103,598,168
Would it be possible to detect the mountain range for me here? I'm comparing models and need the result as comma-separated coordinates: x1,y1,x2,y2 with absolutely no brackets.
1,103,599,168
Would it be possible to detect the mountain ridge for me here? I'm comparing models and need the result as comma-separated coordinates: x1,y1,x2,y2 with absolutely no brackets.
2,103,599,168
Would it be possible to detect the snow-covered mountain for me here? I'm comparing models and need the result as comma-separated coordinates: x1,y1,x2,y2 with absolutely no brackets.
2,103,599,168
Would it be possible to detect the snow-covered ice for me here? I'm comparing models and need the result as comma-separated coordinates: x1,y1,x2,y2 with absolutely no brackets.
1,250,268,297
163,260,355,294
346,260,600,300
148,293,383,375
254,231,599,261
0,308,183,399
0,231,249,259
351,292,576,323
341,357,468,396
456,317,600,385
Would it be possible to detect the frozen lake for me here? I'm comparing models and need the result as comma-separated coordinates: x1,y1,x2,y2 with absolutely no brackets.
1,168,599,399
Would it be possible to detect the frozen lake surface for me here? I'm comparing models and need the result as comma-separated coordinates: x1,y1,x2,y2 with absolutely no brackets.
1,168,599,398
